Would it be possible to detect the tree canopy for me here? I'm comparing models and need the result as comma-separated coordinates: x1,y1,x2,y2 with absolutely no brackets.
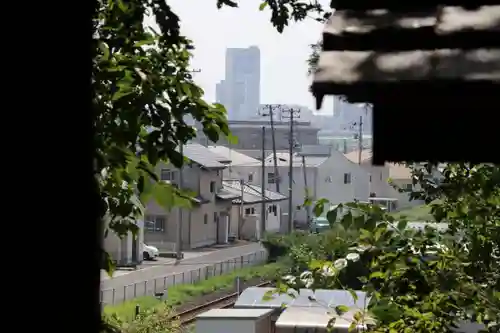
271,163,500,332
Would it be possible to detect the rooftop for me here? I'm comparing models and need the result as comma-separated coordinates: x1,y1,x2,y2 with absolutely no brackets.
207,146,260,166
344,149,373,163
234,287,368,310
263,152,329,168
344,149,412,179
222,181,287,204
181,143,229,169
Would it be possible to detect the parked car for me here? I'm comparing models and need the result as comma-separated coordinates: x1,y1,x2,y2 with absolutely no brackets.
142,243,159,260
309,204,364,233
309,216,330,233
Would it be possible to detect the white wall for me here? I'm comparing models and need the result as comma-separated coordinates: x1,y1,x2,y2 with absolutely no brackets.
314,152,370,216
268,152,370,224
196,319,255,333
103,218,143,264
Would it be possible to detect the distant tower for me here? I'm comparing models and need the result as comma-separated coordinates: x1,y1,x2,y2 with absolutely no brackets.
219,46,261,120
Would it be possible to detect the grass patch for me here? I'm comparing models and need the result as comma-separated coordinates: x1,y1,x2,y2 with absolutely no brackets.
104,261,285,321
390,204,434,221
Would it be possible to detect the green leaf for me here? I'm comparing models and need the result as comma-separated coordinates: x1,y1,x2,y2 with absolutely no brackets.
326,208,338,226
335,305,349,316
340,211,353,230
259,2,268,10
153,183,176,211
369,271,385,279
116,0,128,12
98,41,110,61
313,199,329,217
397,220,408,231
347,289,359,302
102,249,116,277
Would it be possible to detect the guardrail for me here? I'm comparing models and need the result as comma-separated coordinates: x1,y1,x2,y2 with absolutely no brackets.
101,249,267,306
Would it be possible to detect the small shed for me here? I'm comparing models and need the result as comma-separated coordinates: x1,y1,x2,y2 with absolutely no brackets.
311,3,500,164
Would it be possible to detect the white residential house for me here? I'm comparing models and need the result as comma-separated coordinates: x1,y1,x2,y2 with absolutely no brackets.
344,150,426,209
222,180,287,240
234,149,370,225
144,143,240,251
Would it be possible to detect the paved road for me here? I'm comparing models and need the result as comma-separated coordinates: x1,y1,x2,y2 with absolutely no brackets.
101,242,266,305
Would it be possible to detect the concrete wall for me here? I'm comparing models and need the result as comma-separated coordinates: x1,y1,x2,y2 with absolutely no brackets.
230,202,281,239
103,218,144,264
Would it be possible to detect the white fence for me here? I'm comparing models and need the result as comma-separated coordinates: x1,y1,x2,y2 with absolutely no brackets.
101,249,267,305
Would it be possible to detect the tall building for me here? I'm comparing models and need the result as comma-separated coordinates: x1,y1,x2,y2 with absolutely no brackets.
216,46,261,120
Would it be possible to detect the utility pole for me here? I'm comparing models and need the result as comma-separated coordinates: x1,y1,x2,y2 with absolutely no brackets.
259,104,281,193
260,126,266,240
301,155,311,225
176,144,184,260
282,108,301,233
238,178,244,240
357,115,363,164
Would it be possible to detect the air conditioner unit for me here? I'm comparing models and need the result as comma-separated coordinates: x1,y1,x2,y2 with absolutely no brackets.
195,309,273,333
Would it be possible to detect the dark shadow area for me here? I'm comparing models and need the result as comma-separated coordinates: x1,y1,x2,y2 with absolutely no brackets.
312,6,500,164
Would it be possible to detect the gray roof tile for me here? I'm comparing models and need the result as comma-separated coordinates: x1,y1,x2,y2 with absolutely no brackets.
181,143,228,169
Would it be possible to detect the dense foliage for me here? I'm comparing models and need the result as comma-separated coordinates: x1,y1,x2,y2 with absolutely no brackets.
272,163,500,333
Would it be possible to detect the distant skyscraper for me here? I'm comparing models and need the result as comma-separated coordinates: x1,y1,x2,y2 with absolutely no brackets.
216,46,260,120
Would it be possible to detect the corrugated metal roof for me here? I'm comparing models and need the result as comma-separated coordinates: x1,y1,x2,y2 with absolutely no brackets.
181,143,228,169
235,287,368,310
207,146,261,166
215,188,241,201
222,181,287,204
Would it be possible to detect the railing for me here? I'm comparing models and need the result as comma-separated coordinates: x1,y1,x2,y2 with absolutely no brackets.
100,249,268,306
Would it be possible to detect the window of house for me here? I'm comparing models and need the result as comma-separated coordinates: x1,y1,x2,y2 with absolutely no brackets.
204,214,208,224
210,181,216,193
245,207,255,215
144,215,166,232
369,174,372,182
268,205,277,216
267,172,275,184
248,174,253,182
160,169,176,181
343,173,352,184
405,183,413,191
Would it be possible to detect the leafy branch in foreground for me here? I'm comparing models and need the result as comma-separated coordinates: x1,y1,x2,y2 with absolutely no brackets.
269,163,500,333
93,0,231,273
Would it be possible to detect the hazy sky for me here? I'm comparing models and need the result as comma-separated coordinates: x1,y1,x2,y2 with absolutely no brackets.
150,0,334,114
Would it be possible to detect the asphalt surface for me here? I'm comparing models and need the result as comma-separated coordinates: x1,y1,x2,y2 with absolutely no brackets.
101,242,266,305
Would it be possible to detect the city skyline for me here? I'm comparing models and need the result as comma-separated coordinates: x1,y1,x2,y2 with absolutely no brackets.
155,0,334,114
